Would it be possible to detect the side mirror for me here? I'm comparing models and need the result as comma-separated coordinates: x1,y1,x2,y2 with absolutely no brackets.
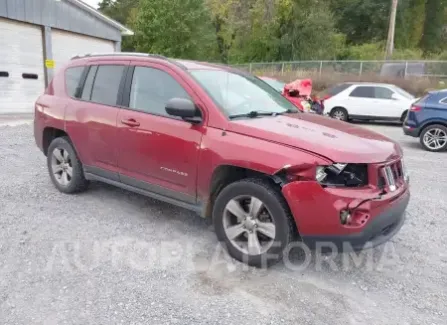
165,98,202,123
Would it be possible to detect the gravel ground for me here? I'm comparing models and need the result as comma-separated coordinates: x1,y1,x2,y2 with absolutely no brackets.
0,121,446,325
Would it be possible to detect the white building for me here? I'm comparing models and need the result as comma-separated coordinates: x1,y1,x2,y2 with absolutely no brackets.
0,0,133,113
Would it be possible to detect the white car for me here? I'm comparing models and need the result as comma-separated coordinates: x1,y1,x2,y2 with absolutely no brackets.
322,82,416,122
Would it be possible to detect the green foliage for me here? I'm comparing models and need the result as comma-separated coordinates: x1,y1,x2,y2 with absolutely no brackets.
98,0,447,62
340,42,385,60
330,0,390,44
130,0,218,60
276,0,339,61
392,48,424,60
98,0,139,51
395,0,425,49
420,0,446,54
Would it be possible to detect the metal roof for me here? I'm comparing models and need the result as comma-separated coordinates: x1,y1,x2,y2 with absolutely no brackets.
70,0,134,36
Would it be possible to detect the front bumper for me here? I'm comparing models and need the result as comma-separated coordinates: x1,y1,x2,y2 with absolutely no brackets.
300,189,409,250
282,180,410,251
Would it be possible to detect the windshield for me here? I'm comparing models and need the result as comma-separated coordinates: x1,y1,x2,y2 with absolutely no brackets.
392,86,415,99
261,78,286,92
190,70,298,117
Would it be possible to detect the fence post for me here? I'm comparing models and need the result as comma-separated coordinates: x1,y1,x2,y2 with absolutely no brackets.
404,61,408,79
319,61,323,76
359,61,363,77
249,63,253,73
281,62,284,75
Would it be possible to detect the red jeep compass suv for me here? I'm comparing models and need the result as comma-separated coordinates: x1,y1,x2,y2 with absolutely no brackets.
34,53,410,267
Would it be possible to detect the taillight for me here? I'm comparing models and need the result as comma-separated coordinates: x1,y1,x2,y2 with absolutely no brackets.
410,105,422,112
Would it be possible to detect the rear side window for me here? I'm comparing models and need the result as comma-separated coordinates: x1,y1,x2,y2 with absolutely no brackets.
81,66,98,100
350,86,375,98
65,66,85,98
91,65,126,106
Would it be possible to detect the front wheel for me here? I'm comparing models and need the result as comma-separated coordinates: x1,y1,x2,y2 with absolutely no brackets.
420,124,447,152
213,178,295,268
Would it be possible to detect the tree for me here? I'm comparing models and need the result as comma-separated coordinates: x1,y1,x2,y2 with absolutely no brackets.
98,0,139,51
98,0,138,25
420,0,446,54
277,0,339,61
330,0,390,44
395,0,426,49
131,0,218,60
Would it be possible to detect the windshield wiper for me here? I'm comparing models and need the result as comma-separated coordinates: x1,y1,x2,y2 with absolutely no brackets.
229,110,285,119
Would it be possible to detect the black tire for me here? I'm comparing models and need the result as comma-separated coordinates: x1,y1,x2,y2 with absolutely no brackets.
419,124,447,152
400,110,408,123
212,178,295,268
47,136,89,193
330,107,349,122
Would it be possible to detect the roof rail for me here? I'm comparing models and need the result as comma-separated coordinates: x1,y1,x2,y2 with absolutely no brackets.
71,52,168,60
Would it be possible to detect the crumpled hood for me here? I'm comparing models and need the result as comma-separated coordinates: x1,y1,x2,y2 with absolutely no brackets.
228,113,402,163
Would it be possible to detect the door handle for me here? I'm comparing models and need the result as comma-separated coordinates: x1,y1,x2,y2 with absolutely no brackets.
121,118,140,127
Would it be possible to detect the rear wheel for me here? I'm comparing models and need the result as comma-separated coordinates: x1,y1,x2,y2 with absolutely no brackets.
330,107,348,121
420,124,447,152
47,137,89,193
213,178,295,268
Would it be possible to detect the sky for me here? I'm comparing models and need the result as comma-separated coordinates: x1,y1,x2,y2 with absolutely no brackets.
81,0,100,8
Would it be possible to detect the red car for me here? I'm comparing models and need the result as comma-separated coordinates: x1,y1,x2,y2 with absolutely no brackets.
260,76,324,113
34,53,410,267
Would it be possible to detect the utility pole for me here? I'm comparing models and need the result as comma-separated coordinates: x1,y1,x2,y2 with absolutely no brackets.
385,0,398,60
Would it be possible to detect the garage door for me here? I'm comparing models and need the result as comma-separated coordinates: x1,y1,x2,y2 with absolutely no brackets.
51,29,115,71
0,18,45,114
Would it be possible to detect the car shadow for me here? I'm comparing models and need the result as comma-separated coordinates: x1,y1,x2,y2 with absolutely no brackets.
351,120,402,127
86,181,212,228
401,141,422,150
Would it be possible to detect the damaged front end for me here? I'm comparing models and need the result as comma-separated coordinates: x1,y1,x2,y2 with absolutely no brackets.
274,159,409,249
272,162,368,189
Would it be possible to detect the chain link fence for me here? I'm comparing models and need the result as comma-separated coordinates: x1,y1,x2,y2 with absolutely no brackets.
233,60,447,79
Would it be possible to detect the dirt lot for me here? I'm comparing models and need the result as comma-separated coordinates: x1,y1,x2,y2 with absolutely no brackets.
0,120,446,325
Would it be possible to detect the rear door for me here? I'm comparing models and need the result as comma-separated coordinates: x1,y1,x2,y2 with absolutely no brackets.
347,86,377,117
65,61,129,180
116,62,206,203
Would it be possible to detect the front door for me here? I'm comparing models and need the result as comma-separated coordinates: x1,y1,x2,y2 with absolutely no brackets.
116,63,205,203
372,86,403,118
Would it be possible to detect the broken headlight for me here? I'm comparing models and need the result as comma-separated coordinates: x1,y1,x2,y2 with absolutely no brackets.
316,163,368,187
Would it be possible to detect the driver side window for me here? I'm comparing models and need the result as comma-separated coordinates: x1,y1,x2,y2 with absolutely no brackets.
374,87,395,100
129,67,191,117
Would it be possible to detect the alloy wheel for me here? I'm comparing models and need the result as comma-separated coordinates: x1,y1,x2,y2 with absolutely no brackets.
333,110,345,120
223,196,276,256
423,128,447,150
51,148,73,186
